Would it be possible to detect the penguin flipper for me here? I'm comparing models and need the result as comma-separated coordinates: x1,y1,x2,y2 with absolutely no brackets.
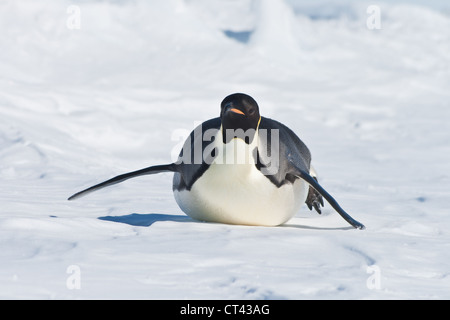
68,163,178,201
292,166,365,230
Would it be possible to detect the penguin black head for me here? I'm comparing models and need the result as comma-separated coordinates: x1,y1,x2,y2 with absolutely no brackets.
220,93,261,144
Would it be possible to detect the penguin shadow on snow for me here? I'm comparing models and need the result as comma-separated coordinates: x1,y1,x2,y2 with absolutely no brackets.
98,212,354,230
98,213,193,227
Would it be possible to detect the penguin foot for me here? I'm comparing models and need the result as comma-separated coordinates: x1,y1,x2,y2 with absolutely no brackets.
306,185,324,214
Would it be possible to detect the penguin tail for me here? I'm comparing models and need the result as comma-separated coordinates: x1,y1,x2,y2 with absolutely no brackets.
68,163,179,201
293,166,365,230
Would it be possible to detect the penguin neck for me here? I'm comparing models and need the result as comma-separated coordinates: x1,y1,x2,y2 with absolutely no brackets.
220,116,261,144
215,125,259,168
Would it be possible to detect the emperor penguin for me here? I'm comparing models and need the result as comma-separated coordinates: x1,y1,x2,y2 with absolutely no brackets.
69,93,365,229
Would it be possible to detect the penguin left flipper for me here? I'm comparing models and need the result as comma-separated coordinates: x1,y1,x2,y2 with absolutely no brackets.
291,166,365,230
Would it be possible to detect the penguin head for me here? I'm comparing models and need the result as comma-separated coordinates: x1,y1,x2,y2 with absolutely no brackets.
220,93,261,144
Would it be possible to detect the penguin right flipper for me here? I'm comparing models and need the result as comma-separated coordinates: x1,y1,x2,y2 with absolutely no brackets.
291,166,365,230
68,163,178,201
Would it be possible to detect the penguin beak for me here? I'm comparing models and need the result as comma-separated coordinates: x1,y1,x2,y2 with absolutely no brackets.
230,108,245,116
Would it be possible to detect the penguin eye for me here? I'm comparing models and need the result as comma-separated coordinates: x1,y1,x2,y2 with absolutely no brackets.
248,108,255,116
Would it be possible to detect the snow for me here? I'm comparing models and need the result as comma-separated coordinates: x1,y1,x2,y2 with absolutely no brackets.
1,0,450,299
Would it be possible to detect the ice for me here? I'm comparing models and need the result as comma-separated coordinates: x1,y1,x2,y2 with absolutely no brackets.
1,0,450,299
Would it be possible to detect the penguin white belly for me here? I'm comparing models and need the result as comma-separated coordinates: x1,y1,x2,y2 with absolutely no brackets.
174,162,308,227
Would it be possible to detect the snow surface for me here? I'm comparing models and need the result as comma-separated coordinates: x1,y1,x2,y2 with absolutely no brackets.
1,0,450,299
